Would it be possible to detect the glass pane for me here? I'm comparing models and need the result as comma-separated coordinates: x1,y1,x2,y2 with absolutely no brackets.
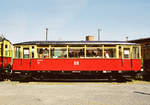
15,47,20,58
119,47,122,59
104,49,116,58
144,47,150,59
31,46,34,58
5,45,7,56
69,48,84,58
86,48,102,58
9,45,11,56
23,48,29,58
124,48,130,59
51,48,67,58
133,47,139,59
37,48,49,58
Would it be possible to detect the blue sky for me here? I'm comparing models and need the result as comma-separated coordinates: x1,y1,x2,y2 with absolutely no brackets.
0,0,150,43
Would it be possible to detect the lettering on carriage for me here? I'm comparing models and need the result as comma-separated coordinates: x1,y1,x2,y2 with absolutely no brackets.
37,60,43,64
74,61,79,66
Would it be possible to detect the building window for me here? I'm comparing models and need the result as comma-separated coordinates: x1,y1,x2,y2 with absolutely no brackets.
144,46,150,59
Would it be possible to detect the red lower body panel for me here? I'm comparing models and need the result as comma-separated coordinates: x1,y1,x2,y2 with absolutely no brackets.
0,57,11,69
12,59,141,71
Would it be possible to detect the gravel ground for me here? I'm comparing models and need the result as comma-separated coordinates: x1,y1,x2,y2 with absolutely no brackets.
0,81,150,105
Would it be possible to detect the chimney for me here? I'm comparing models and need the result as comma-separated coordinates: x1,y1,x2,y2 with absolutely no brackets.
98,28,102,41
46,28,48,41
86,36,94,41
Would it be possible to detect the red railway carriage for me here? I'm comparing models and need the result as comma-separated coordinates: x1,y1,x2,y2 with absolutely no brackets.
0,36,12,79
12,41,141,79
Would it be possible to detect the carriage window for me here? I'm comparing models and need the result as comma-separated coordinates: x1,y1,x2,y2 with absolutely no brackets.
31,46,34,58
15,47,20,58
51,48,67,58
124,48,130,59
119,47,122,58
133,47,139,59
104,49,116,58
86,48,102,58
9,45,11,56
23,48,29,58
5,45,7,56
69,48,84,58
37,48,49,58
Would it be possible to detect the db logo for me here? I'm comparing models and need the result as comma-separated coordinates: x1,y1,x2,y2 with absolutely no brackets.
37,60,43,64
74,61,79,66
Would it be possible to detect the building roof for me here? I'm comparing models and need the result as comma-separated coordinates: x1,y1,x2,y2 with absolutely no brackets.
13,40,138,45
129,37,150,43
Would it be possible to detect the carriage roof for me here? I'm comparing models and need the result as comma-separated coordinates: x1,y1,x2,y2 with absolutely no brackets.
0,36,11,43
13,41,138,46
